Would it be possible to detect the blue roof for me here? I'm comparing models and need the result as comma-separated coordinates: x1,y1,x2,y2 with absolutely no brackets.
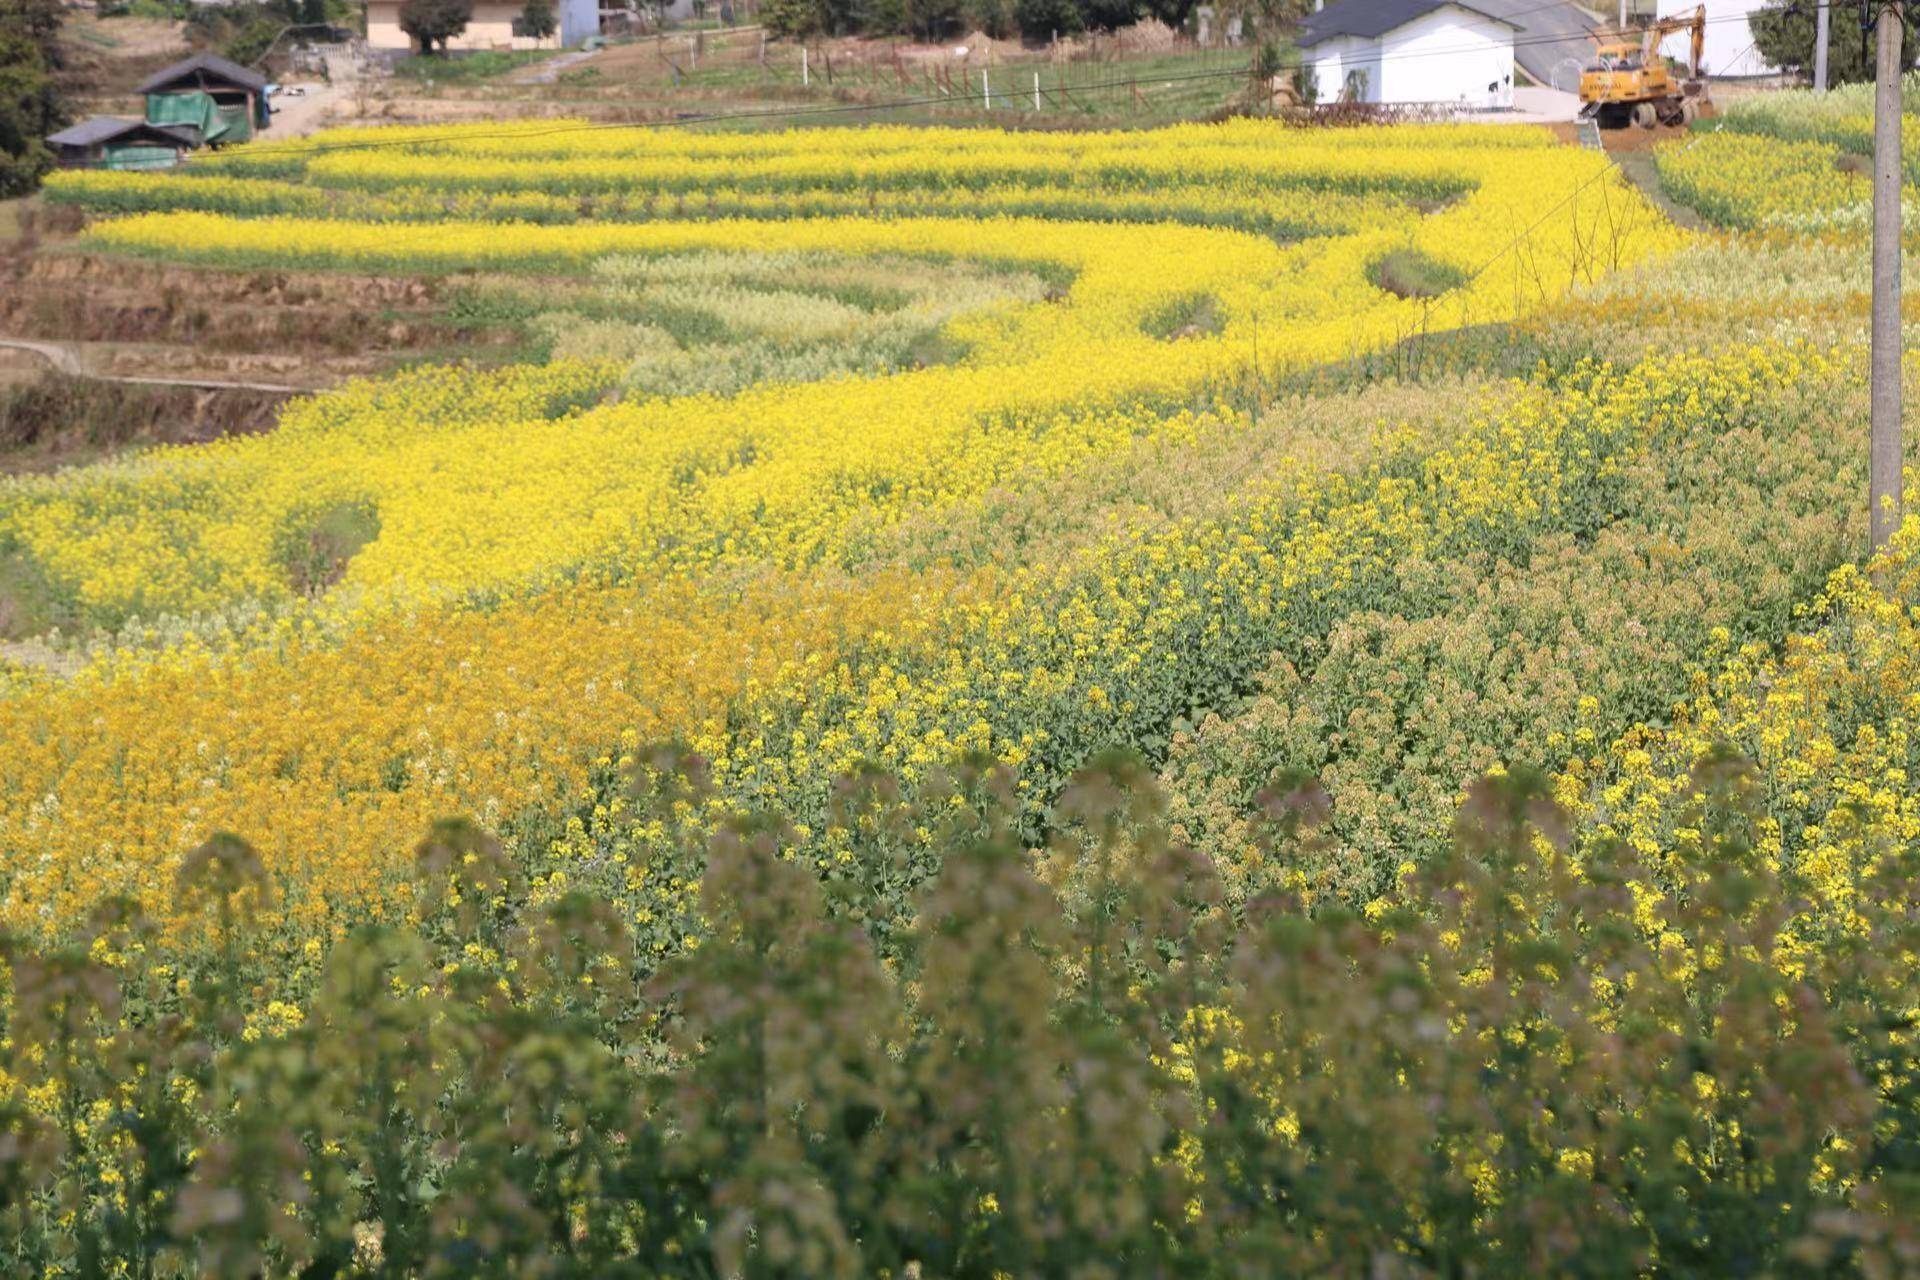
46,116,198,148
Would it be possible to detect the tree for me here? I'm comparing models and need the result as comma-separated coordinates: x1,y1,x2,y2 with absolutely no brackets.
0,0,65,197
895,0,964,36
1140,0,1198,28
400,0,472,53
763,0,824,35
1749,0,1916,84
0,0,60,57
516,0,557,40
961,0,1015,36
221,17,285,65
1081,0,1140,32
1015,0,1081,39
1226,0,1311,51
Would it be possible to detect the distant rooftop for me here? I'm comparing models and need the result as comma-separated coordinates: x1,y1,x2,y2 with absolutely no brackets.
137,51,271,95
46,116,199,148
1297,0,1524,47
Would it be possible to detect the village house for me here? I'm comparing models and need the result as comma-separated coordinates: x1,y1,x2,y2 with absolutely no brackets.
139,52,272,145
1298,0,1521,109
46,118,198,170
365,0,601,52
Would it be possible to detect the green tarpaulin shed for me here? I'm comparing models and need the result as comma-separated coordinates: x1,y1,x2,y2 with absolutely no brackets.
103,144,184,171
138,52,271,139
145,91,254,144
47,117,194,170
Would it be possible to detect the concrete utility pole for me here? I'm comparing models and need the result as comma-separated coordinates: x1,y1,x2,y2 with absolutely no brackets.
1871,0,1905,550
1815,0,1831,90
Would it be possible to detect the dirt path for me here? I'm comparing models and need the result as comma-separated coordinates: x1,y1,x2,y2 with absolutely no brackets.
262,50,359,138
1605,146,1709,232
0,337,306,394
512,48,602,85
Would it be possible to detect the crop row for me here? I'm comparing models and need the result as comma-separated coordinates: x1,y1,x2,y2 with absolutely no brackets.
44,168,1410,240
13,130,1673,628
0,343,1834,947
1163,360,1865,904
1654,131,1915,235
187,115,1553,174
6,345,1911,1278
1712,73,1919,157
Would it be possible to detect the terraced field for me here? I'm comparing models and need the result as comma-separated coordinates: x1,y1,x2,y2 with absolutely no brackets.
4,111,1919,1275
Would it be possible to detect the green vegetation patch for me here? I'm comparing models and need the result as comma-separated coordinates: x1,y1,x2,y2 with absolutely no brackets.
464,249,1050,398
0,547,67,641
1142,292,1225,341
1368,248,1469,300
394,49,559,83
273,499,382,598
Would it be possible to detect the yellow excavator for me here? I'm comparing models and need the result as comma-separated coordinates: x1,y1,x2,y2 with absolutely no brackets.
1578,5,1709,129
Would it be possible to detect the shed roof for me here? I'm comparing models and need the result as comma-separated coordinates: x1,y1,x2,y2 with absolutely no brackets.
46,116,199,148
1297,0,1522,47
137,51,270,95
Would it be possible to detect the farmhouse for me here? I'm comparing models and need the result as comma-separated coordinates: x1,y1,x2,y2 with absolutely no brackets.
46,118,197,170
1298,0,1520,109
139,52,271,145
365,0,600,52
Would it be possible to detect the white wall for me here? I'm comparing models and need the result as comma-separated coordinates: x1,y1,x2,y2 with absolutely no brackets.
559,0,599,45
1305,7,1514,107
1658,0,1779,78
1376,5,1514,108
1309,34,1379,103
368,0,596,50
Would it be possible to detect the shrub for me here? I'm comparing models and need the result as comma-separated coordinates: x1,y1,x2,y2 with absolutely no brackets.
1749,0,1917,85
0,3,64,198
400,0,472,53
515,0,555,39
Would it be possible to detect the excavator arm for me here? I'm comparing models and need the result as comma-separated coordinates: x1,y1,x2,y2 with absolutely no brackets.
1640,4,1707,77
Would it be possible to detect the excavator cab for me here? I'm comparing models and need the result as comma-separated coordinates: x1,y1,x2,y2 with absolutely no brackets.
1589,46,1643,72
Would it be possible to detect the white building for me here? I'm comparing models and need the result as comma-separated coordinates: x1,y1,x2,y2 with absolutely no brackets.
366,0,599,51
1298,0,1520,109
1658,0,1779,78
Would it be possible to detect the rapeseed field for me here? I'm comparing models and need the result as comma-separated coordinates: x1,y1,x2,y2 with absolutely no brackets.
5,111,1917,1274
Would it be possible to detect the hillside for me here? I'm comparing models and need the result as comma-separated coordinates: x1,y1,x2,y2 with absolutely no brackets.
2,79,1919,1274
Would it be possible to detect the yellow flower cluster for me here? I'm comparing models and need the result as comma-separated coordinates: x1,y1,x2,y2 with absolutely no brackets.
0,118,1687,944
191,116,1547,176
0,567,971,939
1714,75,1920,165
20,120,1677,627
543,345,1826,955
1655,132,1887,235
1570,520,1920,976
46,167,1408,240
1,339,1817,946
